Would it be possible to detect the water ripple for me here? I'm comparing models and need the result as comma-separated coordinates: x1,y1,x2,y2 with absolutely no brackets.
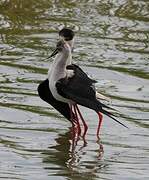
0,0,149,180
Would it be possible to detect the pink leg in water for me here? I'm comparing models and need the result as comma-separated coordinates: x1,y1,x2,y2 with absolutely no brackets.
96,112,103,138
73,105,81,136
75,104,88,137
70,104,81,136
69,104,77,150
69,104,81,150
70,104,77,125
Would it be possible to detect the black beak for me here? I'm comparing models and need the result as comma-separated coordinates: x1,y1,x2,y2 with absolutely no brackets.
46,39,65,59
47,48,59,59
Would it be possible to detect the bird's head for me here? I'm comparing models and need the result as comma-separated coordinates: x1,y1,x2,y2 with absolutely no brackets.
49,39,71,58
48,28,75,58
59,28,75,49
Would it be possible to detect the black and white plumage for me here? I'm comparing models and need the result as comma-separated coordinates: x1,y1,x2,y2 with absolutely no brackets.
38,28,75,121
38,28,127,138
55,64,127,127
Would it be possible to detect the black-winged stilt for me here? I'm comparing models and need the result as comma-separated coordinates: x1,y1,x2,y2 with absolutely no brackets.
38,28,127,138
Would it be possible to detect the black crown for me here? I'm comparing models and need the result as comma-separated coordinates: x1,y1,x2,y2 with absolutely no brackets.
59,28,75,41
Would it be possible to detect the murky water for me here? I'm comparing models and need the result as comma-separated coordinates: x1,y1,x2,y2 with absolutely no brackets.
0,0,149,179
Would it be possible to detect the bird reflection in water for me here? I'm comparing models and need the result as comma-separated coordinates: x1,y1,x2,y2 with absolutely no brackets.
70,122,103,159
42,128,104,172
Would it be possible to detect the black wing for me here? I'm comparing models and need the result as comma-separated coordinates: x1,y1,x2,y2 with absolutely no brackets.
56,64,101,111
58,64,97,99
56,65,128,128
38,79,72,121
66,64,97,85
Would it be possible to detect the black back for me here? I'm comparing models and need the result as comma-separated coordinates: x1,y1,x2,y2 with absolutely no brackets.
37,79,71,121
56,64,100,112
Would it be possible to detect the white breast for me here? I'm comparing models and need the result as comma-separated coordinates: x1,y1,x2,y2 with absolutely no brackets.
48,52,72,103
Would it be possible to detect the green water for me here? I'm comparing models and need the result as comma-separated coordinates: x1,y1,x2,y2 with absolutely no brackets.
0,0,149,179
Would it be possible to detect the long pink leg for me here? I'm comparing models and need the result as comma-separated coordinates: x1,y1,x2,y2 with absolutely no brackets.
70,104,81,135
69,104,76,134
73,105,81,136
70,104,83,151
75,104,88,137
69,104,77,150
96,112,103,138
69,104,77,125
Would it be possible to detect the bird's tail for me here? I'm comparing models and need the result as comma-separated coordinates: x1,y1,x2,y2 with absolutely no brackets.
100,108,128,129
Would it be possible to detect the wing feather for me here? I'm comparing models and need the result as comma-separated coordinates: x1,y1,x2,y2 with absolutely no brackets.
57,64,97,101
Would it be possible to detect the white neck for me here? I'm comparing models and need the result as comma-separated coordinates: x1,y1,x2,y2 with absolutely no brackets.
64,39,73,66
48,46,72,80
48,42,73,103
66,51,72,65
54,51,69,69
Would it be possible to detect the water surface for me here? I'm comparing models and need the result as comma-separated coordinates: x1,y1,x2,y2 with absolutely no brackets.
0,0,149,179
